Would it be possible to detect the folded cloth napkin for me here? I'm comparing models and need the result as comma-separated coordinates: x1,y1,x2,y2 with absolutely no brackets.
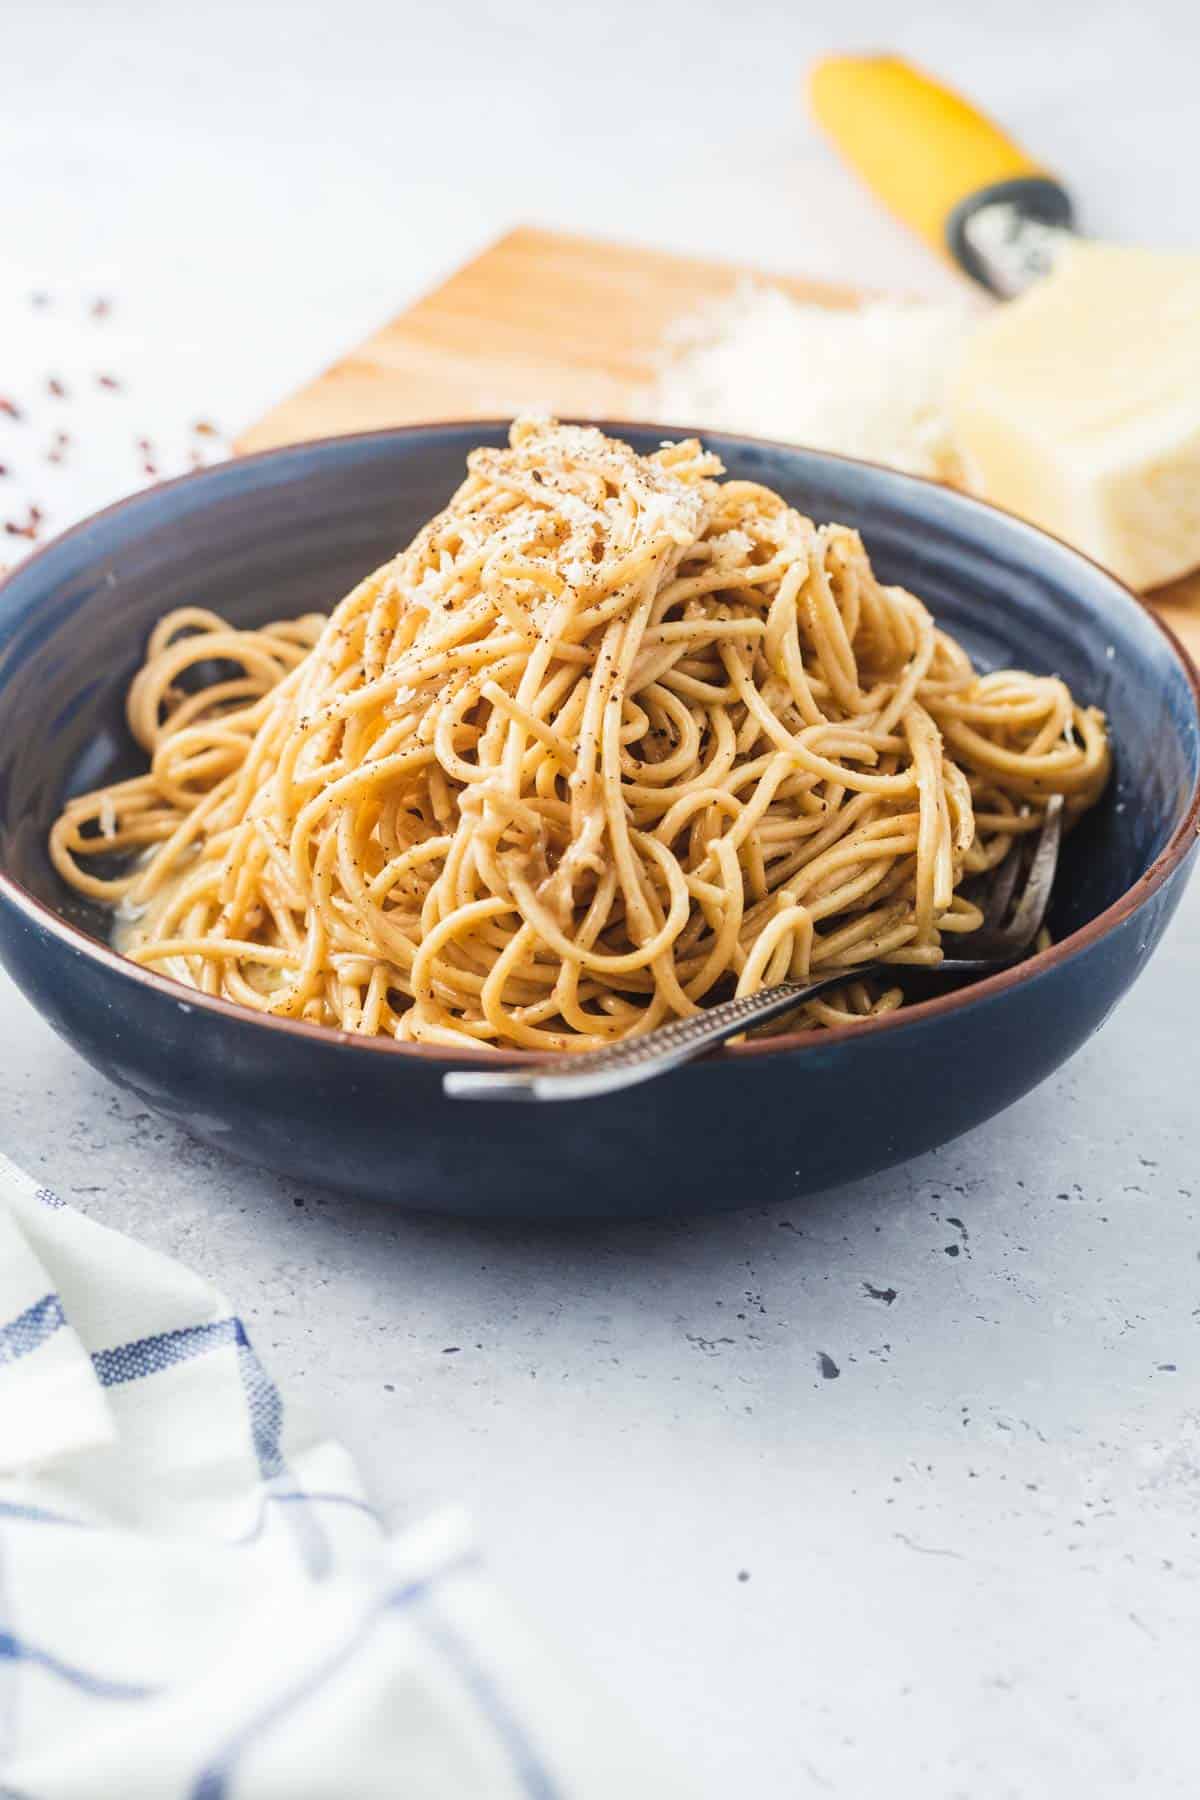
0,1152,688,1799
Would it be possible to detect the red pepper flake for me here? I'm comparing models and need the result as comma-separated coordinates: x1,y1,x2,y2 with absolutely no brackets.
47,377,67,399
188,448,207,468
0,463,7,478
0,398,22,421
47,449,64,465
135,435,153,454
96,373,121,391
4,505,42,540
192,419,218,438
141,461,159,478
91,297,112,320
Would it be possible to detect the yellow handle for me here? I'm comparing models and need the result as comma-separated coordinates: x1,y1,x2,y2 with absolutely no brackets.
808,55,1052,260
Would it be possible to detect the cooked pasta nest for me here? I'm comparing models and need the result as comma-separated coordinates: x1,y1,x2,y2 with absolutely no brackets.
51,419,1110,1049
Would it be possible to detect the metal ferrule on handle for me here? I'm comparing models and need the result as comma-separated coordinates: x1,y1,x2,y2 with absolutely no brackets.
807,54,1076,295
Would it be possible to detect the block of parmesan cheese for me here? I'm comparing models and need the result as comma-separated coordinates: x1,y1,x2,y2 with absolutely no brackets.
950,243,1200,591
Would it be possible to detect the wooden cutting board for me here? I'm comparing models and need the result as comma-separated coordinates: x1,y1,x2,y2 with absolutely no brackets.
238,224,1200,658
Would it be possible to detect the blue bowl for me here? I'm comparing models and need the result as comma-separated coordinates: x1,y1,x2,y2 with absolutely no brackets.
1,424,1197,1220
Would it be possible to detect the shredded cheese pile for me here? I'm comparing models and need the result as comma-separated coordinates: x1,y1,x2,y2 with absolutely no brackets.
649,284,975,484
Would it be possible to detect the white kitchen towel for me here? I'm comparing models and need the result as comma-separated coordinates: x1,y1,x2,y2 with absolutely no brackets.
0,1152,687,1799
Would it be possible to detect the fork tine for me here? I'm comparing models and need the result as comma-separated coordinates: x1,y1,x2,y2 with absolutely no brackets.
993,793,1064,953
980,837,1023,931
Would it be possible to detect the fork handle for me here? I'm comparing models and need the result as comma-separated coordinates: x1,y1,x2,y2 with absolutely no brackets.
442,969,871,1102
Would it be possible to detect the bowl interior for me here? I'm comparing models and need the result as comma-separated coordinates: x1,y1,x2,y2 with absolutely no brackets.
1,424,1196,970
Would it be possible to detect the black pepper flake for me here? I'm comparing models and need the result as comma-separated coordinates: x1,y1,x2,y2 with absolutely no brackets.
0,464,7,478
91,296,112,319
47,377,67,399
96,373,121,391
31,291,49,309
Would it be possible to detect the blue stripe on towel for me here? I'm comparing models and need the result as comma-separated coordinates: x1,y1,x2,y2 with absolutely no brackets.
234,1341,329,1578
0,1492,374,1542
0,1295,65,1368
91,1318,330,1578
188,1555,556,1800
0,1501,87,1531
0,1632,159,1701
236,1488,382,1547
187,1585,422,1800
235,1339,285,1480
416,1608,561,1800
91,1317,242,1386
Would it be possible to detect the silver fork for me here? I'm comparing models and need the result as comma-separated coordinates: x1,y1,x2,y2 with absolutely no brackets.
444,794,1064,1103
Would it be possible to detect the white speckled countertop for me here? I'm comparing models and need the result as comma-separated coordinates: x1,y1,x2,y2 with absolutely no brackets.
4,2,1200,1792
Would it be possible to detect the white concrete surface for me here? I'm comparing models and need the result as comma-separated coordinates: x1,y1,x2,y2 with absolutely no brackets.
3,2,1200,1793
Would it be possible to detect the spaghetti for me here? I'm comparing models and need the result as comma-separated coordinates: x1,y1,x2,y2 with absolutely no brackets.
50,419,1110,1048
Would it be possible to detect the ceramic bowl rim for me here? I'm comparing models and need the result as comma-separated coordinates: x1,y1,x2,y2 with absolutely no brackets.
2,417,1198,1068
